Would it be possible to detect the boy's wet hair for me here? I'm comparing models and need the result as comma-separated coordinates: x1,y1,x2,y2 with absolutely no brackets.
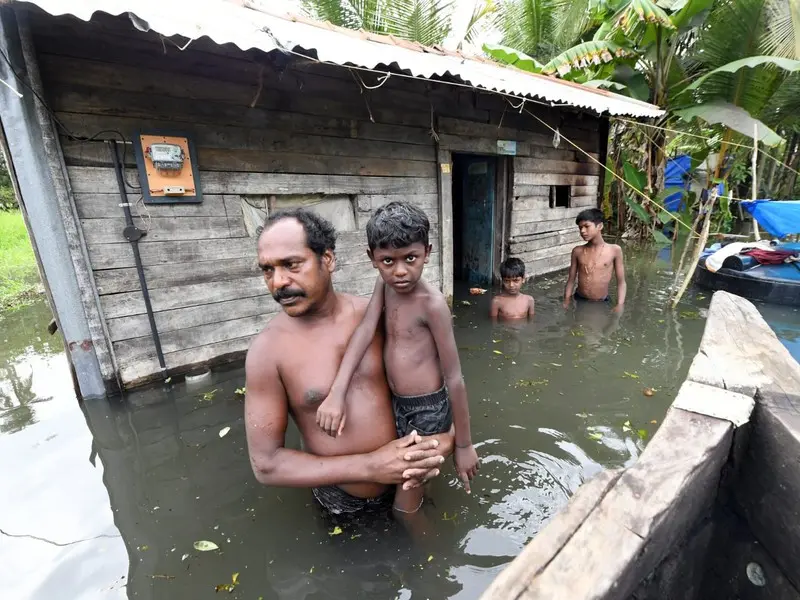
500,257,526,279
366,201,430,250
262,208,337,256
575,208,604,225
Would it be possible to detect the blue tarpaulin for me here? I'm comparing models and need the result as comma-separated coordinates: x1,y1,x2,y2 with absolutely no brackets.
664,155,691,211
663,155,724,212
742,200,800,238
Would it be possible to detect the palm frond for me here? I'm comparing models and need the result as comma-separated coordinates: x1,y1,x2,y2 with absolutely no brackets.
495,0,562,61
762,72,800,128
387,0,453,46
760,0,800,59
691,0,780,115
463,0,498,47
301,0,455,45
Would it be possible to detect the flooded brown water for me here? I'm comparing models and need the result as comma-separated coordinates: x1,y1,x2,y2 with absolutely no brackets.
2,245,798,599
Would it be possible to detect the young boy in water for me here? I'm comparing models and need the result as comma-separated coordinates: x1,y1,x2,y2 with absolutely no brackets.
490,257,535,320
563,208,626,312
315,201,479,513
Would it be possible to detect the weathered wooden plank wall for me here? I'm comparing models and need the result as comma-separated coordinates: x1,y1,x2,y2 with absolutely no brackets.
437,114,601,277
28,9,602,387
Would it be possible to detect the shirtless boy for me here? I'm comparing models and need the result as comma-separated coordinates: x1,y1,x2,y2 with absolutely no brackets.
245,209,451,516
563,208,626,312
316,201,479,513
490,257,535,320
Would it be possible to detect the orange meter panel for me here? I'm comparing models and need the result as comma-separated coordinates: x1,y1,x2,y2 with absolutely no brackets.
133,132,202,204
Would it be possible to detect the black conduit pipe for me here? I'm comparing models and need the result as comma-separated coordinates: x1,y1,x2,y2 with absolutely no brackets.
107,140,167,373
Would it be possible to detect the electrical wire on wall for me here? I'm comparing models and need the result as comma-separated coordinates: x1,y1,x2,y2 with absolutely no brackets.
0,46,141,192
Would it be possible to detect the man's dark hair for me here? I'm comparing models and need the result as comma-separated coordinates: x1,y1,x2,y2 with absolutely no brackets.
366,201,430,250
500,257,526,279
575,208,604,225
262,208,337,255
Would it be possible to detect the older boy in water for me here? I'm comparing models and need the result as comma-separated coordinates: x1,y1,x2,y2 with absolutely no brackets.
490,257,534,321
563,208,626,312
316,201,479,514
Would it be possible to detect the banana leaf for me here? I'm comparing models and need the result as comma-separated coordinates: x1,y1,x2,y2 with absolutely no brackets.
542,41,633,76
675,102,784,146
623,161,646,192
624,195,652,223
686,55,800,91
583,79,628,90
652,229,672,245
669,0,713,29
483,43,544,73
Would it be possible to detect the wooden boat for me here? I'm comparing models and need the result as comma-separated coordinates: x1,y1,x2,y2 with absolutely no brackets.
694,200,800,306
695,243,800,306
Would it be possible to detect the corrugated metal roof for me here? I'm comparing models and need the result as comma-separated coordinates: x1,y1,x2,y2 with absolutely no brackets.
17,0,664,118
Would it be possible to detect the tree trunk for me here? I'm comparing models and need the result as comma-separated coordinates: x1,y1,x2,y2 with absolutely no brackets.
780,133,800,198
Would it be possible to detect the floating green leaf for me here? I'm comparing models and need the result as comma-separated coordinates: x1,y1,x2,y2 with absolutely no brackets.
427,555,434,562
587,431,603,441
638,429,649,439
193,540,219,552
622,420,633,433
329,526,343,536
493,350,503,355
199,389,219,402
215,572,240,593
517,378,549,388
235,387,246,396
623,371,640,379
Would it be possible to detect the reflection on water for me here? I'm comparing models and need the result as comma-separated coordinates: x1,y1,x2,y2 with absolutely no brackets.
0,302,127,600
3,245,798,599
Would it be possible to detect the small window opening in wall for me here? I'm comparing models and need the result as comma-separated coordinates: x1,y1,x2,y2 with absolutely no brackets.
550,185,571,209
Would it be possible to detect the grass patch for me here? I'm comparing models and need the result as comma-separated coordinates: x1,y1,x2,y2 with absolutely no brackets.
0,210,41,309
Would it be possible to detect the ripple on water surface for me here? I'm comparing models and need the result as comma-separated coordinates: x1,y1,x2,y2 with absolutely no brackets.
5,246,799,599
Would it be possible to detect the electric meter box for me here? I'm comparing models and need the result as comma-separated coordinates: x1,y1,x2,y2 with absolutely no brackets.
133,131,203,204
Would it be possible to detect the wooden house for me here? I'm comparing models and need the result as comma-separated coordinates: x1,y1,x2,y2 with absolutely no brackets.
0,0,661,397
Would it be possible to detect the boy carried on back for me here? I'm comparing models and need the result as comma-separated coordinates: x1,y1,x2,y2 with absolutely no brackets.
315,201,479,514
563,208,626,312
490,257,535,321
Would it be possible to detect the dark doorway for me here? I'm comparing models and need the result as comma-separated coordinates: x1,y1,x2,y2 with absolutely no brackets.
452,154,497,287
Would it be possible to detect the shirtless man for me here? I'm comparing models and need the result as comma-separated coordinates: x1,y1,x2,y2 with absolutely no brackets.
563,208,627,312
245,209,451,515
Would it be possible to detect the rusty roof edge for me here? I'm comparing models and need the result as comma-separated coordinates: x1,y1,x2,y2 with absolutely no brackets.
13,0,664,118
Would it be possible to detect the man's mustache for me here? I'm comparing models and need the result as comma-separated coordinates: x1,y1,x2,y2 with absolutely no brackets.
272,288,306,302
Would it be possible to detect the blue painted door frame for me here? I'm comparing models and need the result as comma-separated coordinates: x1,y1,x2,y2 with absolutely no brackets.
459,156,496,287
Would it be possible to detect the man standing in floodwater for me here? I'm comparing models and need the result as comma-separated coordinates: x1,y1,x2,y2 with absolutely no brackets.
244,209,452,515
563,208,627,312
